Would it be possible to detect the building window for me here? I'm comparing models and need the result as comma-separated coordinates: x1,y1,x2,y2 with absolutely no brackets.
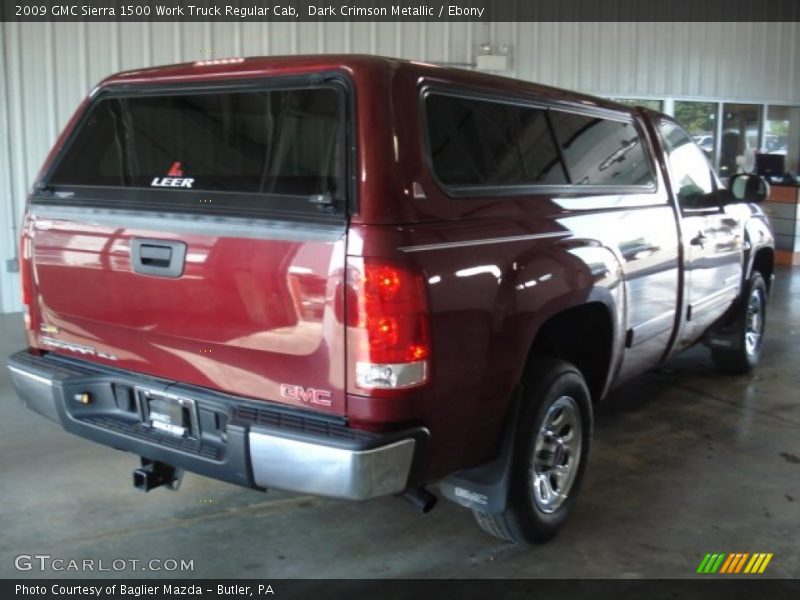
673,101,718,166
763,105,800,177
609,95,798,180
719,103,762,178
611,98,664,112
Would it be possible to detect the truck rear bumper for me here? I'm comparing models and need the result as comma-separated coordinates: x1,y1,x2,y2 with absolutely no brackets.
7,350,425,500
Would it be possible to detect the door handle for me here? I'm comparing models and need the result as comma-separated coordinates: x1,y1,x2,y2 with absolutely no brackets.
130,239,187,278
139,244,173,267
690,232,707,248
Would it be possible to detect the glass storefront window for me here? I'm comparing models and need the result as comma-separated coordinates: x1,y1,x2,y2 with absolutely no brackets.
720,103,762,178
763,105,800,177
611,98,664,112
604,97,798,179
673,101,717,164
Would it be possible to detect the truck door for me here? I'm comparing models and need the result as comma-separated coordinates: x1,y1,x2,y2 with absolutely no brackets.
656,120,744,346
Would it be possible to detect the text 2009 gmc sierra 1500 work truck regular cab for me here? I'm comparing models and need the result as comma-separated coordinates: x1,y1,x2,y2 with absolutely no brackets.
7,56,774,544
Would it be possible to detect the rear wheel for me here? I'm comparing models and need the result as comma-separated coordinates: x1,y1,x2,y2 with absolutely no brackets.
711,272,767,374
473,358,592,544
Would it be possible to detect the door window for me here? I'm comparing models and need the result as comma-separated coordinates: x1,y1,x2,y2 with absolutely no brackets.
658,121,716,210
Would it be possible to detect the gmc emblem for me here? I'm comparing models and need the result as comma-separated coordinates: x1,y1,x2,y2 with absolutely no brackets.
280,384,333,407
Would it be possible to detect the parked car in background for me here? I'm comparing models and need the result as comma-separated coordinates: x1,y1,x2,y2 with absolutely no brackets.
764,134,789,155
692,133,714,154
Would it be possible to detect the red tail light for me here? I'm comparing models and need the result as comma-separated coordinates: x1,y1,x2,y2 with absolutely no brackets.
19,233,33,330
346,258,431,392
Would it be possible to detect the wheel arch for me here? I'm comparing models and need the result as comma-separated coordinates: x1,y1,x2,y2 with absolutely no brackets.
744,214,775,294
523,293,619,404
750,246,774,294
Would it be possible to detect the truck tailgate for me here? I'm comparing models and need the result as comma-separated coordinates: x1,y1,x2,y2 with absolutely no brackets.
28,211,346,415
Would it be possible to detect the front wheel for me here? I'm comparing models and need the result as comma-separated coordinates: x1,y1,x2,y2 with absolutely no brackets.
711,272,767,374
473,358,592,544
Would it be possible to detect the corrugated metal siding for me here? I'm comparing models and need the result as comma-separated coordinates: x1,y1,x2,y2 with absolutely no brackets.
2,20,799,312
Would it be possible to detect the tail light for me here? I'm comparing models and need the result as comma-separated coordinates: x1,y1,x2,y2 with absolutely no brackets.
19,233,33,331
346,257,431,393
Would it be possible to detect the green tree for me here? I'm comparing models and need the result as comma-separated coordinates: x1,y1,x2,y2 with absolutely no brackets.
674,102,716,136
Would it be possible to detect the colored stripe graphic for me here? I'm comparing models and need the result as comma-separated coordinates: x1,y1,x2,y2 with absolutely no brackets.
734,553,749,573
720,553,738,573
759,553,773,573
697,554,713,574
698,553,727,573
720,553,736,573
745,554,761,573
710,553,726,573
698,552,773,574
719,554,736,573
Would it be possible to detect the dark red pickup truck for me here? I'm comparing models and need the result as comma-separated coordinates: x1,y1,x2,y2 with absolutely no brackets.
7,55,774,544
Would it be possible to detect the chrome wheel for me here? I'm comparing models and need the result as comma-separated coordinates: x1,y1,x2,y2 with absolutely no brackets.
472,359,592,543
531,395,583,514
744,287,764,357
711,273,767,375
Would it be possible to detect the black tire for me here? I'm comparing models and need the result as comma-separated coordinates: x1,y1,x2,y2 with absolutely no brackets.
711,272,767,374
473,358,592,544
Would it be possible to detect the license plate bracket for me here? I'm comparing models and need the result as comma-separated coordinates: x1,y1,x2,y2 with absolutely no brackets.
138,389,198,438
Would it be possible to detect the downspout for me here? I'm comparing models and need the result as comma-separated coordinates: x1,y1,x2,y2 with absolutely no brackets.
0,26,18,270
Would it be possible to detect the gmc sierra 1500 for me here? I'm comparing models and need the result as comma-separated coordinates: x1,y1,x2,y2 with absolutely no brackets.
7,55,773,543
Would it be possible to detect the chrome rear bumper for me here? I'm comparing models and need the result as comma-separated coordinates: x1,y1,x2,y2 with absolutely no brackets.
7,350,424,500
250,432,416,499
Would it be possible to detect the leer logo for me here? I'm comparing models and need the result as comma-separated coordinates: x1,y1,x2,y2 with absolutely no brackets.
151,161,194,188
167,161,183,177
696,552,773,574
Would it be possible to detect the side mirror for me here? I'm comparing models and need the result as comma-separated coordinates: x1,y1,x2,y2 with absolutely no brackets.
729,173,769,204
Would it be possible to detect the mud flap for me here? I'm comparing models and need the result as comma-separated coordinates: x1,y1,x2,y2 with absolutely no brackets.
438,386,522,515
706,266,774,352
704,322,744,352
704,296,746,352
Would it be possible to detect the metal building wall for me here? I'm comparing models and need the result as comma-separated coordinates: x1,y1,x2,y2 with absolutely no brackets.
2,21,799,312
